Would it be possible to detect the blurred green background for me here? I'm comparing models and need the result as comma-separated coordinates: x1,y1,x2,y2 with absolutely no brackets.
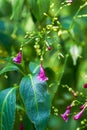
0,0,87,130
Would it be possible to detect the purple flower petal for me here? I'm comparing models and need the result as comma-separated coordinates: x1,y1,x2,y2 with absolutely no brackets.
61,109,70,122
37,64,48,82
13,51,22,64
74,108,84,120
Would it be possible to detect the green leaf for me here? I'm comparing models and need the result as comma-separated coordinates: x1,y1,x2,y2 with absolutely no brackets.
0,32,16,53
0,87,16,130
11,0,24,20
0,63,19,75
28,0,50,22
77,61,87,91
0,0,12,16
29,62,40,74
20,75,51,130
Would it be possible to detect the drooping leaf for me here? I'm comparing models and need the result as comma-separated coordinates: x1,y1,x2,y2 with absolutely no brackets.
0,87,16,130
29,62,40,74
0,0,12,16
0,63,19,75
28,0,50,22
11,0,24,20
20,75,51,130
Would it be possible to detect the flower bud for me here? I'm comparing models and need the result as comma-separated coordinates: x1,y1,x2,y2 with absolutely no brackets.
83,83,87,88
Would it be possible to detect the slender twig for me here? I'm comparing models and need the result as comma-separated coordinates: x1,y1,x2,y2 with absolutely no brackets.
77,14,87,18
55,2,71,17
21,35,37,48
57,54,69,87
51,54,69,101
69,2,87,30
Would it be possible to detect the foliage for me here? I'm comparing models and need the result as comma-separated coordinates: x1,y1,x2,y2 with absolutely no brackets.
0,0,87,130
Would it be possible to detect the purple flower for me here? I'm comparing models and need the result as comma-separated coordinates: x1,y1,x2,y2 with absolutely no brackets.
13,51,22,64
20,123,24,130
37,64,48,82
61,109,70,122
83,83,87,88
74,108,85,120
61,105,72,122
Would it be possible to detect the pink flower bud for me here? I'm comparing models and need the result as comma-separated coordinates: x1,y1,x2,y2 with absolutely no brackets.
37,64,48,82
80,105,85,110
83,83,87,88
47,46,52,51
13,51,22,64
66,105,72,109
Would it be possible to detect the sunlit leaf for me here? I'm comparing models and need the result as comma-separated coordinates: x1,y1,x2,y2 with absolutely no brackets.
0,87,16,130
28,0,50,22
20,75,51,130
11,0,24,20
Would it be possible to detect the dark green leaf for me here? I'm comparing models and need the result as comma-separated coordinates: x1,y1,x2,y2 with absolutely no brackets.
28,0,50,22
20,75,51,130
0,0,12,16
0,63,19,75
23,115,34,130
77,61,87,92
29,62,40,74
0,32,16,53
0,87,16,130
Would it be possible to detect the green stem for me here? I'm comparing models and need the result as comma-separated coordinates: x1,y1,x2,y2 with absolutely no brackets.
55,2,71,17
18,68,25,76
57,54,69,87
21,35,37,48
16,105,25,112
69,2,87,30
52,54,69,101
